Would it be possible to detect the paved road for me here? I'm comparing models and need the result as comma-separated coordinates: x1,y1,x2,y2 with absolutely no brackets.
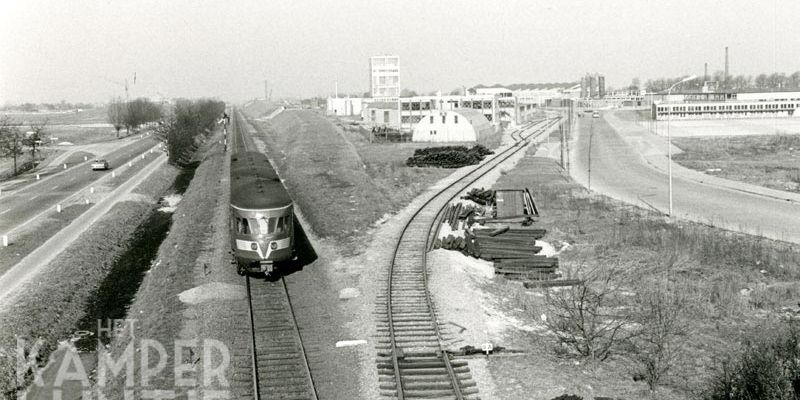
570,112,800,243
0,137,158,235
0,152,167,310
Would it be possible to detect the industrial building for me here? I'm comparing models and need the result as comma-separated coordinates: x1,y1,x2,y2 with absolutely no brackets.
411,109,495,143
326,97,363,116
580,73,605,99
651,91,800,120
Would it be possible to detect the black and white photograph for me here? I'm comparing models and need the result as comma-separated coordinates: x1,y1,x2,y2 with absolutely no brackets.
2,1,800,399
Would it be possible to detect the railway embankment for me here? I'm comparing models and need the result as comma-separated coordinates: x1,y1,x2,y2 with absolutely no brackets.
247,109,453,251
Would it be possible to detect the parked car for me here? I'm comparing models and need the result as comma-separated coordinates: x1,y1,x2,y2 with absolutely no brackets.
91,159,110,170
592,111,600,118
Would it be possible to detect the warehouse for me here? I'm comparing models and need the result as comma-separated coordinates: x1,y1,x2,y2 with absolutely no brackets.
411,109,495,143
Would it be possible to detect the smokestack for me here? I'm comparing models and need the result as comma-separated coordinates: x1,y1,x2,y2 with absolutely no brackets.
724,47,729,83
704,63,708,82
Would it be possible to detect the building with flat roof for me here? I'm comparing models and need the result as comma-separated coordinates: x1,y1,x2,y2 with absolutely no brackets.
651,91,800,120
370,55,400,101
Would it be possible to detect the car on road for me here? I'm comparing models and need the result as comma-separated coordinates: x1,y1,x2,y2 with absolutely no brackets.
592,111,600,118
91,159,110,170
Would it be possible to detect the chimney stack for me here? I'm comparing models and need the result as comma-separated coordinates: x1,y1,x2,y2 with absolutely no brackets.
724,47,729,83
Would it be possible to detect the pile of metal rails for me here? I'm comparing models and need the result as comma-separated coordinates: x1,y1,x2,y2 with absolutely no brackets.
433,187,577,288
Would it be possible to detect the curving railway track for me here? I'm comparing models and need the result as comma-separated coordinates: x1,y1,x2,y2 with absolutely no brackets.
231,109,319,400
376,117,561,399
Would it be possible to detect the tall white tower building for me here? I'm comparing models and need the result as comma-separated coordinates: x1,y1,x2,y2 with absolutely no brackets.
369,55,400,100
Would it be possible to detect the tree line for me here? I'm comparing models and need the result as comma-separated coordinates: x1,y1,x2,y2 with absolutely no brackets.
107,97,163,137
0,101,96,112
0,116,48,175
154,99,225,166
635,70,800,92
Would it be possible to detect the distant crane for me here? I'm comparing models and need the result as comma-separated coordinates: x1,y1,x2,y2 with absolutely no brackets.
99,73,137,101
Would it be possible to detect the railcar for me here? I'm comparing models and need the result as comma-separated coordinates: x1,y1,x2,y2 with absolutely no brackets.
230,151,295,275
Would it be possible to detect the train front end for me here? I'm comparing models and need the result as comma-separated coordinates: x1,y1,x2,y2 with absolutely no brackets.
231,204,294,274
229,151,296,276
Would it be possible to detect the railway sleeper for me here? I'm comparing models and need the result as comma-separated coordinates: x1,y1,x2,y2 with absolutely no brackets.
401,387,479,398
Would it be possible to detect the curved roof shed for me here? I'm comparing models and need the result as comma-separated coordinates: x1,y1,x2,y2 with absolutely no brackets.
412,109,496,144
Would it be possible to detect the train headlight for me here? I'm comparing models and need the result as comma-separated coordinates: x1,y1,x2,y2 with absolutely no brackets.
250,243,258,251
270,242,278,250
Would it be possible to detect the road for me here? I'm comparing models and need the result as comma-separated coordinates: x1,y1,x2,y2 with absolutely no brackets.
0,152,167,310
0,137,158,235
570,111,800,243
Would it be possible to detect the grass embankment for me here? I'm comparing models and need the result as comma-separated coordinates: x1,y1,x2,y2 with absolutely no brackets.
0,204,92,275
250,110,452,251
673,134,800,193
100,144,225,397
483,153,800,399
0,157,178,397
0,201,155,396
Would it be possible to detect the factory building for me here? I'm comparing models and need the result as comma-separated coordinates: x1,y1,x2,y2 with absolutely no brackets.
326,97,363,116
651,91,800,120
580,73,605,99
411,109,495,143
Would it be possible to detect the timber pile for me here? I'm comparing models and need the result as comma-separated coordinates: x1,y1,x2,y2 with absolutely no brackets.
406,145,494,168
461,187,495,205
432,187,577,288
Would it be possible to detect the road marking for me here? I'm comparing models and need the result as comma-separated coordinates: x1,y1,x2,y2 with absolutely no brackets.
0,209,9,215
52,185,58,189
30,195,38,200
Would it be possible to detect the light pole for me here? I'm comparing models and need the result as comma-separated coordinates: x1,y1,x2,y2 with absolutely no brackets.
666,74,697,217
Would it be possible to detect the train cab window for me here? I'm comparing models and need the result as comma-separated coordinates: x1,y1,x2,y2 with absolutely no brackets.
276,216,287,234
237,217,250,234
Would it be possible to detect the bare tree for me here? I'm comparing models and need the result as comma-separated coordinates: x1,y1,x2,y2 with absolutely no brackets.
630,279,690,394
107,98,126,138
0,116,25,175
542,265,633,361
23,119,48,164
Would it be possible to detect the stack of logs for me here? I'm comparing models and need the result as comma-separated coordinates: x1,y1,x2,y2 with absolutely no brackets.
473,227,560,282
433,189,576,288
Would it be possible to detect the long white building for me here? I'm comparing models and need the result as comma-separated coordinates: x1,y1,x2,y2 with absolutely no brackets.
652,91,800,120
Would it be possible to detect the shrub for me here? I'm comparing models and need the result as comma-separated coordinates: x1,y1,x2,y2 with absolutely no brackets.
703,320,800,399
542,265,633,361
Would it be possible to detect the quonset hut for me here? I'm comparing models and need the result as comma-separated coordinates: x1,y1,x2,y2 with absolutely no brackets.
411,109,496,145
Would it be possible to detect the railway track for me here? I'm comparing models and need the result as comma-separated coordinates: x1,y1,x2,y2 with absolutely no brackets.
231,109,319,400
246,277,319,400
376,117,561,399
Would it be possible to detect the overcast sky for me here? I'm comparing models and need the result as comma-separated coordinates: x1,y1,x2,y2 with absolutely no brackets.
1,0,798,104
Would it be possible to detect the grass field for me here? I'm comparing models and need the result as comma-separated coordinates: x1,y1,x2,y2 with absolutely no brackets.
2,107,108,125
481,151,800,399
673,134,800,193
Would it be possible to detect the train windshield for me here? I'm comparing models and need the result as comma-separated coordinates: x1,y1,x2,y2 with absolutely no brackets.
236,217,253,234
250,215,291,235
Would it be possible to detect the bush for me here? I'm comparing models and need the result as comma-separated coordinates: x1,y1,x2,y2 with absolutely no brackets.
156,99,225,166
703,320,800,399
550,395,583,400
542,265,633,361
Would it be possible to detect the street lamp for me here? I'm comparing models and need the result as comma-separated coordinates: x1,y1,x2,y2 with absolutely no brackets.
666,74,697,217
